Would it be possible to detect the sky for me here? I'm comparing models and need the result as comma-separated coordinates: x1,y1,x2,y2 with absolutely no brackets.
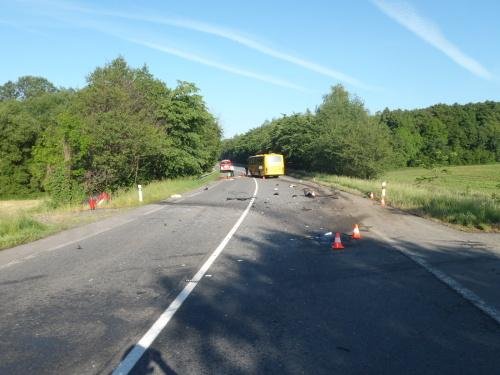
1,0,499,138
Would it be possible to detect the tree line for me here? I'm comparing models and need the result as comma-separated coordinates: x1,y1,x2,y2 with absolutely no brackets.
0,57,222,203
222,85,499,178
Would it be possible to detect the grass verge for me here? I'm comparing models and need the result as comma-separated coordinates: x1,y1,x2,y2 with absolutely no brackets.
0,172,219,250
292,164,500,231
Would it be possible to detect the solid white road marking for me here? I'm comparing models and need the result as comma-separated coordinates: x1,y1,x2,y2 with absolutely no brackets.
112,178,259,375
372,228,500,325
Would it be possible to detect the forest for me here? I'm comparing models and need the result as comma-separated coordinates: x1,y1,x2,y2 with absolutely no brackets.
1,59,498,205
0,57,222,203
222,85,499,178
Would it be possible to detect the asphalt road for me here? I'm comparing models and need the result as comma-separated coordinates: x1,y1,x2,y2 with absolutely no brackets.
1,172,499,374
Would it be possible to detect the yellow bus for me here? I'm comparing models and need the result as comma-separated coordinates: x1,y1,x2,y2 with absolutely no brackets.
247,153,285,177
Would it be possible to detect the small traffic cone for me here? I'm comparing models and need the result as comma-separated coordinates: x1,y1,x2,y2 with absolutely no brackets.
351,224,362,239
331,232,344,250
369,192,374,200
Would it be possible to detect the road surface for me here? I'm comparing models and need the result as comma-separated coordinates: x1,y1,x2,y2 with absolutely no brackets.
1,171,499,374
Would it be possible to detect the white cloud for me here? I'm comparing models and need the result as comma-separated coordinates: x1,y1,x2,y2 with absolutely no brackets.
372,0,492,80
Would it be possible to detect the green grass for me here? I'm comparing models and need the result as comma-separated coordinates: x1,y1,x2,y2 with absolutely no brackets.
310,164,500,231
0,172,219,250
109,174,218,208
0,215,51,249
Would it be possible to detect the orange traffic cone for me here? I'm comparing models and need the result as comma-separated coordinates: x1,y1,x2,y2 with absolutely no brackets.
351,224,361,239
331,232,344,250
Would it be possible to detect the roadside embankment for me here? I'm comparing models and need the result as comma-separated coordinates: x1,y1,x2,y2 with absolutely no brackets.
0,173,219,250
289,164,500,231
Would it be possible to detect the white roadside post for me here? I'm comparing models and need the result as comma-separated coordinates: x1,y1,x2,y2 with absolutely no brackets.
138,184,143,202
381,181,387,206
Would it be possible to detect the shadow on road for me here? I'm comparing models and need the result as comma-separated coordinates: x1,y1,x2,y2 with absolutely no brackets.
115,345,177,375
117,224,500,374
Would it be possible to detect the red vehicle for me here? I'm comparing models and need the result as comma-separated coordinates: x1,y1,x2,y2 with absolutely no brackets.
220,159,234,176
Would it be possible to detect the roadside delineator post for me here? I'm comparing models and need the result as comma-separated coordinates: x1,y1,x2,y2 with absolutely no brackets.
381,181,387,207
351,224,362,239
138,184,143,202
332,232,345,250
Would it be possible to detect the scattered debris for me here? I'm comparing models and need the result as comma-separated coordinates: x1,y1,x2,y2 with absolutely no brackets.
301,207,312,211
336,346,351,353
205,274,213,278
274,187,279,191
292,194,298,198
273,192,279,196
227,197,252,201
171,194,182,199
76,244,82,249
289,184,296,188
324,232,332,236
275,183,279,186
204,186,209,190
237,259,243,262
304,188,316,198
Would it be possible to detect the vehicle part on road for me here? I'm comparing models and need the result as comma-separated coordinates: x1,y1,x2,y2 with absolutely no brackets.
226,196,254,201
332,232,345,250
304,189,316,198
351,224,362,239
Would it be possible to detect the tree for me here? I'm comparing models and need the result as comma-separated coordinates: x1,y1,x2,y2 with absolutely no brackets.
0,76,57,101
313,85,392,178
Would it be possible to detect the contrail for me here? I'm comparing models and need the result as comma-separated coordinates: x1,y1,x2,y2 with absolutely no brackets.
35,1,373,90
19,5,311,92
125,38,310,92
372,0,492,80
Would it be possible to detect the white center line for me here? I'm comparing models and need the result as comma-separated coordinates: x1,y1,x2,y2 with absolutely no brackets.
112,178,259,375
